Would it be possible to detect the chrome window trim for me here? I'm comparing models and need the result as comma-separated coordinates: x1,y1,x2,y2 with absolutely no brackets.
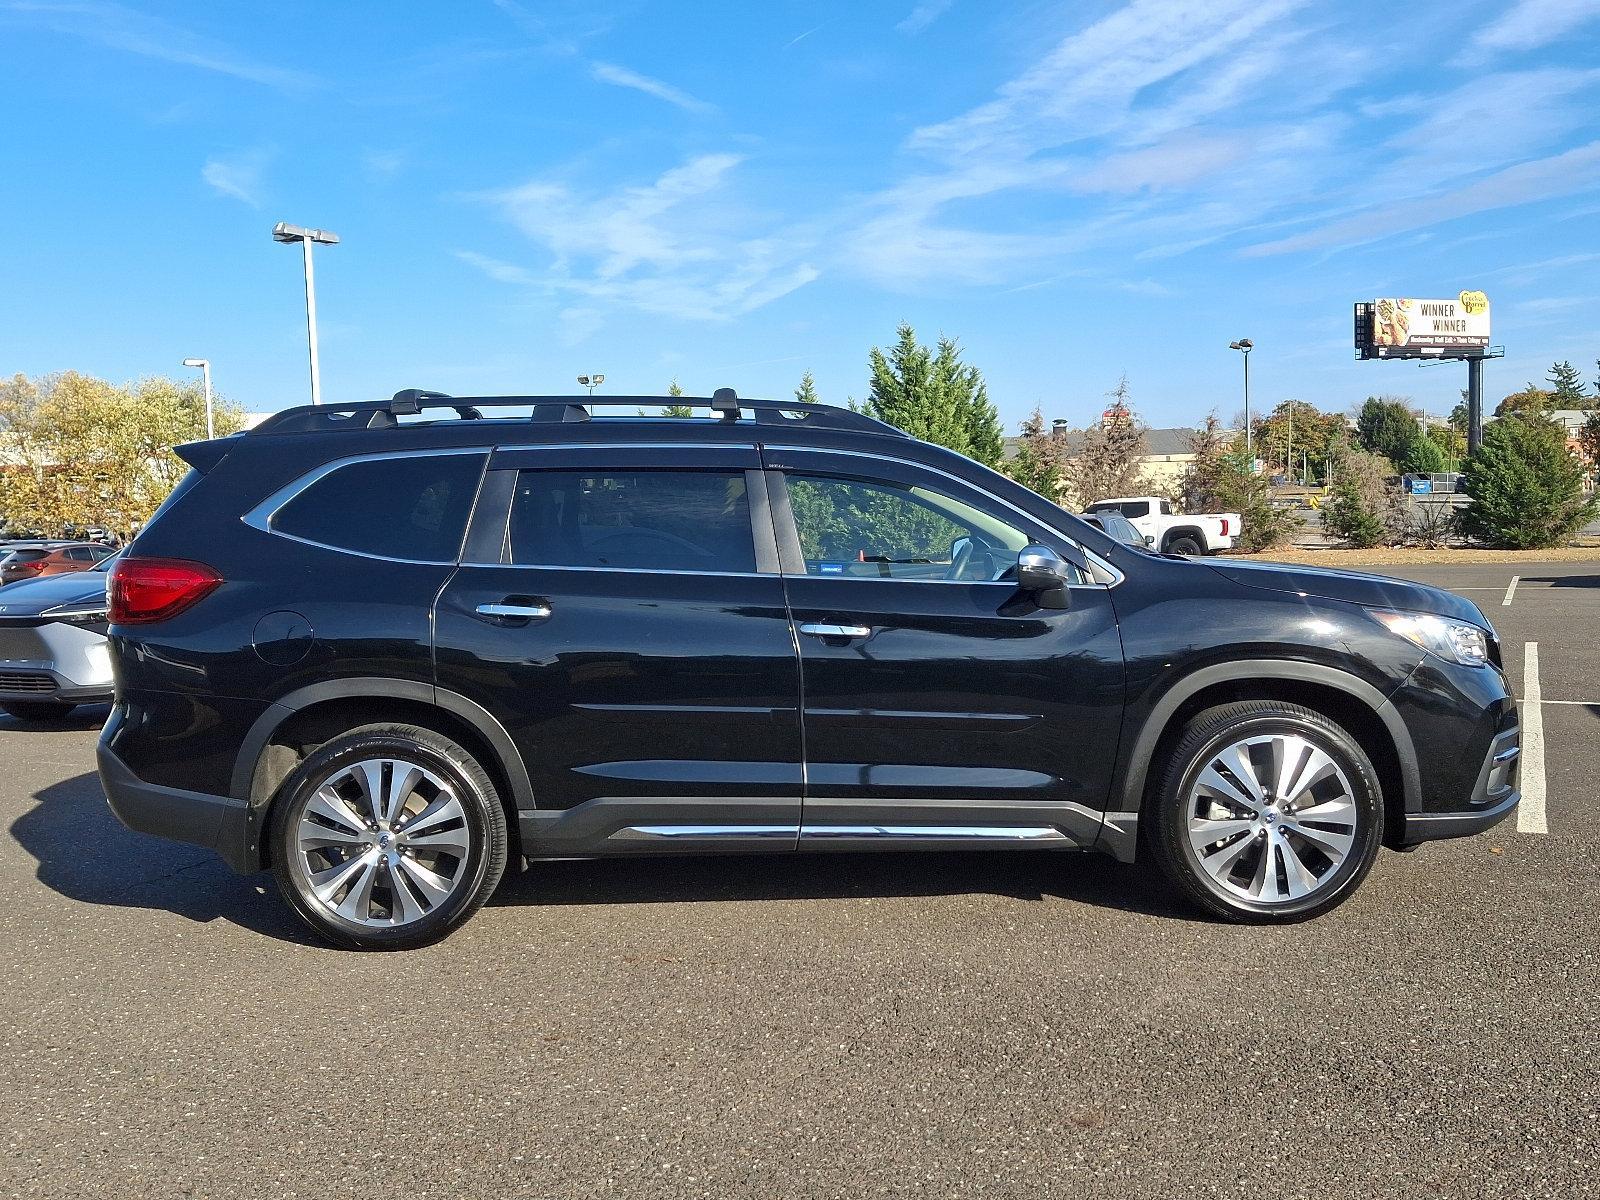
459,561,773,578
762,445,1124,588
240,447,489,566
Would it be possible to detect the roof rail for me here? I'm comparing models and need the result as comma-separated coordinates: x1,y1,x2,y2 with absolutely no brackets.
248,388,906,437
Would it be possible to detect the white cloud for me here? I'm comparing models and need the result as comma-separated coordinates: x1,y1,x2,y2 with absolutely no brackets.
898,1,954,35
1246,140,1600,256
362,150,407,180
589,62,716,115
454,251,540,287
1467,0,1600,54
468,154,819,323
1,0,316,90
201,149,270,206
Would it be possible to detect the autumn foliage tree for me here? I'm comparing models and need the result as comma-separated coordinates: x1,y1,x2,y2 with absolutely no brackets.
0,371,244,538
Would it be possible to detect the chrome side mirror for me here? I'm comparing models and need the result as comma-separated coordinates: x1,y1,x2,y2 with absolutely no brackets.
1016,544,1073,609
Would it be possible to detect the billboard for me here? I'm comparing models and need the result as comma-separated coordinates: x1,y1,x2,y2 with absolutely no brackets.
1355,291,1490,358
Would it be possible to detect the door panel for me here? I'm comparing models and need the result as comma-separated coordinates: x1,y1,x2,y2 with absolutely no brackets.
763,451,1125,848
434,453,802,855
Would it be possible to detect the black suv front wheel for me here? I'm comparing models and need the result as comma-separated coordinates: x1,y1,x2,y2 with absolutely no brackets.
1147,701,1383,922
269,724,508,950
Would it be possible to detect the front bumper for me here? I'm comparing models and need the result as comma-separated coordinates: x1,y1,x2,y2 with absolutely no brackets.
0,620,114,703
97,740,256,873
1399,720,1520,845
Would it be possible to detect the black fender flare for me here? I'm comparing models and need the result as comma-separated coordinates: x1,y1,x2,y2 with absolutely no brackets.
229,677,536,813
1114,659,1422,818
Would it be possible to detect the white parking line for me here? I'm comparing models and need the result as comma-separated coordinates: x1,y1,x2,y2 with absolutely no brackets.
1518,641,1547,835
1502,575,1520,606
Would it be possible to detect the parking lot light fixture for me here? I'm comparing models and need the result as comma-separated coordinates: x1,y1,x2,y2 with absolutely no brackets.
577,373,605,397
272,222,340,406
1229,339,1254,459
180,357,214,440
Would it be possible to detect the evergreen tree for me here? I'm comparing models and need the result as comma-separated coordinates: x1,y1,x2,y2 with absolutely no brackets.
862,324,1001,465
1354,396,1421,463
1397,431,1448,475
1460,413,1598,548
1321,445,1396,548
794,370,820,405
1006,407,1068,499
661,377,692,418
1546,360,1589,406
1069,376,1149,506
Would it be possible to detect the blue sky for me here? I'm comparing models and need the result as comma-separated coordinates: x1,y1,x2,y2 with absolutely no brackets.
3,0,1598,430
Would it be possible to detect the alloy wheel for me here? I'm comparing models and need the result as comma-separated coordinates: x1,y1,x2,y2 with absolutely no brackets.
294,757,473,928
1183,733,1359,905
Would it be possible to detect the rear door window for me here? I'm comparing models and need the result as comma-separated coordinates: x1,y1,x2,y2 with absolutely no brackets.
1119,501,1150,519
269,453,486,562
508,470,757,573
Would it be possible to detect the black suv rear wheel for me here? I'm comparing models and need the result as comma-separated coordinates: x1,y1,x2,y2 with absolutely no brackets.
269,723,508,950
1147,701,1383,922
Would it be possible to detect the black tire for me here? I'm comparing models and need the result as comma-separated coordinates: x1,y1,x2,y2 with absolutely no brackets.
1165,535,1203,556
1146,701,1383,923
269,723,508,950
2,702,77,721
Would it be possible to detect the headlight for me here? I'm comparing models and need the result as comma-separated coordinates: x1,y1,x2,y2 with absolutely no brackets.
39,603,110,627
1372,610,1489,667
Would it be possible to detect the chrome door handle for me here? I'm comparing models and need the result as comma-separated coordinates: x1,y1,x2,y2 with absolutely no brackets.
799,622,872,640
476,602,552,621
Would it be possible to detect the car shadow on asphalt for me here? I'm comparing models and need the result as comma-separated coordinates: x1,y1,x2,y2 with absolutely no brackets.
11,770,317,946
491,848,1197,922
1521,574,1600,588
9,734,1193,931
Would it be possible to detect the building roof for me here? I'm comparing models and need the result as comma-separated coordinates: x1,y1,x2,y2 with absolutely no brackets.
1002,425,1206,460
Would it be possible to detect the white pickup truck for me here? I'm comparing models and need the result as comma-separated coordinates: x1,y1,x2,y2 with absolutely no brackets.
1083,496,1239,555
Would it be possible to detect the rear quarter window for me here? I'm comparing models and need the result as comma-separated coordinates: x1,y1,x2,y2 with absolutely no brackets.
269,453,486,563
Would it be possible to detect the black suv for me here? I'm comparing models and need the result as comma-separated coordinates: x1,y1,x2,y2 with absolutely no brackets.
99,390,1520,949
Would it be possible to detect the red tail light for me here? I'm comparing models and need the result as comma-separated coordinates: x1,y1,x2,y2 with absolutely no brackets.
1219,519,1231,536
108,558,223,624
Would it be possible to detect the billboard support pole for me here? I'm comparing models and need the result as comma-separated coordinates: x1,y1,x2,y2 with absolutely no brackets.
1467,356,1484,456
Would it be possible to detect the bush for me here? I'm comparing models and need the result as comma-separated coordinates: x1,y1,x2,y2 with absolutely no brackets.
1395,501,1459,549
1460,413,1598,548
1398,432,1447,475
1322,446,1400,548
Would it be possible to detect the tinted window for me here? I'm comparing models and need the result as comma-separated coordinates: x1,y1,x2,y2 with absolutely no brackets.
4,549,48,563
509,471,755,573
1119,501,1150,519
1159,500,1174,515
786,474,1030,582
273,453,484,562
67,547,96,562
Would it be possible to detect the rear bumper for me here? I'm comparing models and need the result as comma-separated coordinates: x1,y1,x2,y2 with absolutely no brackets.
97,739,257,873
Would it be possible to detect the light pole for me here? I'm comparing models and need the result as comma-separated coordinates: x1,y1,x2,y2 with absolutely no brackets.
272,222,340,405
181,357,214,440
1229,339,1253,460
577,373,605,397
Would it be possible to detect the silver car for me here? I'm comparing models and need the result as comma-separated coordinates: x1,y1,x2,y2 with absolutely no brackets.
0,555,115,720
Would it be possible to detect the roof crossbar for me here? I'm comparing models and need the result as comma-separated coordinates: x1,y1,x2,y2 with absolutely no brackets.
250,388,905,437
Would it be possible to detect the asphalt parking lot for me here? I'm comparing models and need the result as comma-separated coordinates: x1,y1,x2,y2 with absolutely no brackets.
2,562,1596,1200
